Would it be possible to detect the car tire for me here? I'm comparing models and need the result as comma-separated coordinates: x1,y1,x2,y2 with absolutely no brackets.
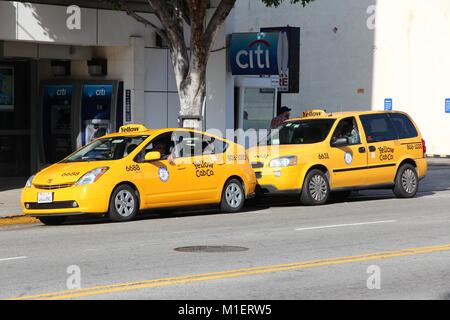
393,164,419,198
300,169,330,206
220,179,245,213
109,184,139,222
38,216,67,226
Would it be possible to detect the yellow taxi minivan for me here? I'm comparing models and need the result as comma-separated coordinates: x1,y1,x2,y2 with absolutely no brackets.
248,110,427,205
22,125,256,225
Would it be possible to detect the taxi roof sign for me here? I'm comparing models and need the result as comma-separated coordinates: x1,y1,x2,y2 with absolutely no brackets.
118,124,148,133
302,109,328,118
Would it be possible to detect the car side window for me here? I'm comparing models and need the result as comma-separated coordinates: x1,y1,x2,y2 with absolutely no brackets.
202,136,229,155
331,117,361,146
135,132,174,162
388,113,418,139
360,114,397,143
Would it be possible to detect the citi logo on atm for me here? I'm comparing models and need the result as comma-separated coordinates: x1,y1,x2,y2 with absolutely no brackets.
95,88,107,96
45,85,72,98
230,32,284,76
56,88,67,96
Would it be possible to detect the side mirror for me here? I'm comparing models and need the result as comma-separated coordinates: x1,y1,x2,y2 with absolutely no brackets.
144,151,161,162
331,137,349,147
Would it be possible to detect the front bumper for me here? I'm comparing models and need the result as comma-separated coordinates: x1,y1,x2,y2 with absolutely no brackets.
253,165,303,194
21,184,110,216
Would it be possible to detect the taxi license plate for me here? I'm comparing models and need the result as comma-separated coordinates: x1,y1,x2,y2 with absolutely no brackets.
37,192,53,204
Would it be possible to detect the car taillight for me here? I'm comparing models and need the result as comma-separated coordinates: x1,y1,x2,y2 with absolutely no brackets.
421,139,427,158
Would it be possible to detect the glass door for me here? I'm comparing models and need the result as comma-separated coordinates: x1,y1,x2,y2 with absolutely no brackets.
240,88,277,131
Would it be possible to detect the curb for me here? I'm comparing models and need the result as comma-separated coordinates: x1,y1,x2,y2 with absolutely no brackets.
0,215,38,226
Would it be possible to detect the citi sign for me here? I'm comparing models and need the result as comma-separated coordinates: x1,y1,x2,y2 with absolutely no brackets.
230,32,285,76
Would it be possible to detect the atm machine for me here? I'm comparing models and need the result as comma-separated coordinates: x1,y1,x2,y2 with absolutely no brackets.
40,80,124,165
78,81,124,148
40,81,75,164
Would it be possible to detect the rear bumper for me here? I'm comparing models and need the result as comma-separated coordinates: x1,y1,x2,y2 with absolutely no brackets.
416,158,428,180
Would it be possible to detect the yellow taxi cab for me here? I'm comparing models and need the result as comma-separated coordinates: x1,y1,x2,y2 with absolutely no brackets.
248,109,427,205
22,125,256,225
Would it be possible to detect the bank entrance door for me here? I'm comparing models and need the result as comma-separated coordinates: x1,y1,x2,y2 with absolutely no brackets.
236,78,278,146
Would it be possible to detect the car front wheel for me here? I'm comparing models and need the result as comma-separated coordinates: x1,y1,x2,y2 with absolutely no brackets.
109,185,139,222
300,169,330,206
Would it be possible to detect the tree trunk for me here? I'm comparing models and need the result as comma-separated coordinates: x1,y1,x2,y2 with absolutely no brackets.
178,70,206,131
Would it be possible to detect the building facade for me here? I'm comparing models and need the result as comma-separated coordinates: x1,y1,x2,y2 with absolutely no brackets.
0,0,448,177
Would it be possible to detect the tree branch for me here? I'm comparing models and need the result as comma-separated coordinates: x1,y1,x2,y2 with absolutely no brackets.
204,0,236,54
107,0,168,42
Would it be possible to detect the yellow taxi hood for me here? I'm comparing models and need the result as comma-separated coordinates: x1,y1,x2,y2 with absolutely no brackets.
247,144,316,162
33,161,110,185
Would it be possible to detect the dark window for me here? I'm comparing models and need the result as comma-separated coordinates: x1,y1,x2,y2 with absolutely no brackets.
360,114,397,143
266,119,336,145
135,131,176,162
202,135,229,155
331,117,361,146
389,113,418,139
63,136,147,163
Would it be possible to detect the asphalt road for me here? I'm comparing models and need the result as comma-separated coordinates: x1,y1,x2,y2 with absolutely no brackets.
1,166,450,300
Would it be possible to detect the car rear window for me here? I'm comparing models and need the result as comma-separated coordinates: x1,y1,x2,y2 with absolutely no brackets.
360,114,397,143
389,113,418,139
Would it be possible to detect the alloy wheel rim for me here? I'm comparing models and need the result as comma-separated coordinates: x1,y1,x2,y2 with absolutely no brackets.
225,183,243,208
309,175,328,202
402,169,417,194
114,190,135,217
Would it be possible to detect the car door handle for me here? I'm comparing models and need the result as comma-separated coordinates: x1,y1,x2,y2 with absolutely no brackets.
177,165,186,170
369,146,376,152
359,147,366,153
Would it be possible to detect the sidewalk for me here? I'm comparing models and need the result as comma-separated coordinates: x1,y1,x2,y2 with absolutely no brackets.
0,178,26,218
427,157,450,167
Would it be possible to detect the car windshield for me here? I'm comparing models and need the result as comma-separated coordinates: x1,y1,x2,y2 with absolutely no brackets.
63,136,147,163
265,119,336,145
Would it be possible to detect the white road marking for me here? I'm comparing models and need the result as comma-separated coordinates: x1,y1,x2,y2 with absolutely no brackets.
0,256,27,262
295,220,396,231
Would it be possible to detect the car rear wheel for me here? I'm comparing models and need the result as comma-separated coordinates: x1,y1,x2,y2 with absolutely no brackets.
300,169,330,206
38,216,67,226
393,164,419,198
109,185,139,222
220,179,245,213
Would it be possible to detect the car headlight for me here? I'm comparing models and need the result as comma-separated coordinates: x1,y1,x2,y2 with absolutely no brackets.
269,156,298,168
25,175,35,188
75,167,109,186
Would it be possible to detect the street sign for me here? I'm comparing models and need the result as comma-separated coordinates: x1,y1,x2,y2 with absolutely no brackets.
125,89,132,122
384,98,393,111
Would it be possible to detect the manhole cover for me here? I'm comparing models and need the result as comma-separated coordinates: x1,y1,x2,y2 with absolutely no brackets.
174,246,249,253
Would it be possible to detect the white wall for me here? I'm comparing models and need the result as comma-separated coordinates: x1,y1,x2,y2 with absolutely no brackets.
143,48,179,128
205,8,236,133
372,0,450,156
0,1,97,45
232,0,376,117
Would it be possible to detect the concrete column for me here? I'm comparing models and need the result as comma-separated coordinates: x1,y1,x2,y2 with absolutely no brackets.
128,36,145,124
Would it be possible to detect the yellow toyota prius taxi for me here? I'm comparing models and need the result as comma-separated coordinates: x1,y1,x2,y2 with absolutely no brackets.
22,125,256,225
248,110,427,205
